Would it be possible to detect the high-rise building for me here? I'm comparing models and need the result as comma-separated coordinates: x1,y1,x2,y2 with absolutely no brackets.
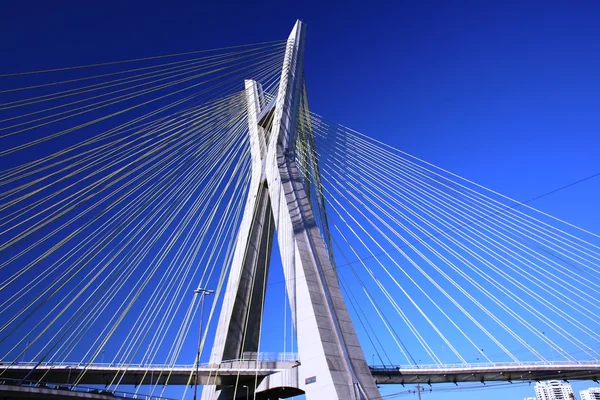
580,387,600,400
534,380,574,400
524,397,537,400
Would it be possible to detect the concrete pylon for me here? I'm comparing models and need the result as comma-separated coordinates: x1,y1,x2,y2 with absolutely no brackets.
203,20,381,400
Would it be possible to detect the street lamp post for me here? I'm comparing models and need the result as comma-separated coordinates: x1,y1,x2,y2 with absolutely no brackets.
243,384,249,400
193,288,214,400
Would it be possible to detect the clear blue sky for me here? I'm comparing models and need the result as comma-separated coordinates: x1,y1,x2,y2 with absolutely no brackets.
2,1,600,399
4,0,597,225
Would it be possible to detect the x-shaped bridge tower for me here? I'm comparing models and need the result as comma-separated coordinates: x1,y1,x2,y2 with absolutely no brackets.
202,20,382,400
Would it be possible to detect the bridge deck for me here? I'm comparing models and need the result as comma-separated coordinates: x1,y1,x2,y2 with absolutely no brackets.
1,361,298,387
372,362,600,384
2,361,599,387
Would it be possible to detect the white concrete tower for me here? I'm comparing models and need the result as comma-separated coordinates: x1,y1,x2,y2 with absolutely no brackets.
202,20,382,400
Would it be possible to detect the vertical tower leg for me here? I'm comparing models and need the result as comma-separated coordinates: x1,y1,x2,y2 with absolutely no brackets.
262,146,380,400
201,81,273,400
261,20,381,400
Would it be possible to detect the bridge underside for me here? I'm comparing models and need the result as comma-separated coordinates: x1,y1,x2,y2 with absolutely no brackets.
0,385,118,400
372,364,600,385
0,385,303,400
3,363,599,389
1,361,298,387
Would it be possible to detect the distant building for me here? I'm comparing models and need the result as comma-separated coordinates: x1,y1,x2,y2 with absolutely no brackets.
524,397,537,400
534,380,575,400
580,388,600,400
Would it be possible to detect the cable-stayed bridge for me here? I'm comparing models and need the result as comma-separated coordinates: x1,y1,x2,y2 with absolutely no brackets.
0,20,599,400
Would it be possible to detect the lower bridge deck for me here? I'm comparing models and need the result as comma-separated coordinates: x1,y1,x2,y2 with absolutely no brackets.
2,361,599,387
372,362,600,384
1,360,298,387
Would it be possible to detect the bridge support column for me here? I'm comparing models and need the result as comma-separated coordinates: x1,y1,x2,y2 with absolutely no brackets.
202,79,274,399
203,20,381,400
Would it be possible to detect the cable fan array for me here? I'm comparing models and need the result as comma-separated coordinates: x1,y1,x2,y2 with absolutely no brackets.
294,110,600,368
0,41,287,395
1,31,599,400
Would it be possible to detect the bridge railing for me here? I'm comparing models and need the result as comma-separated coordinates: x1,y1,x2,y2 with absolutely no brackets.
238,352,299,363
370,360,600,371
4,352,300,370
8,358,599,372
